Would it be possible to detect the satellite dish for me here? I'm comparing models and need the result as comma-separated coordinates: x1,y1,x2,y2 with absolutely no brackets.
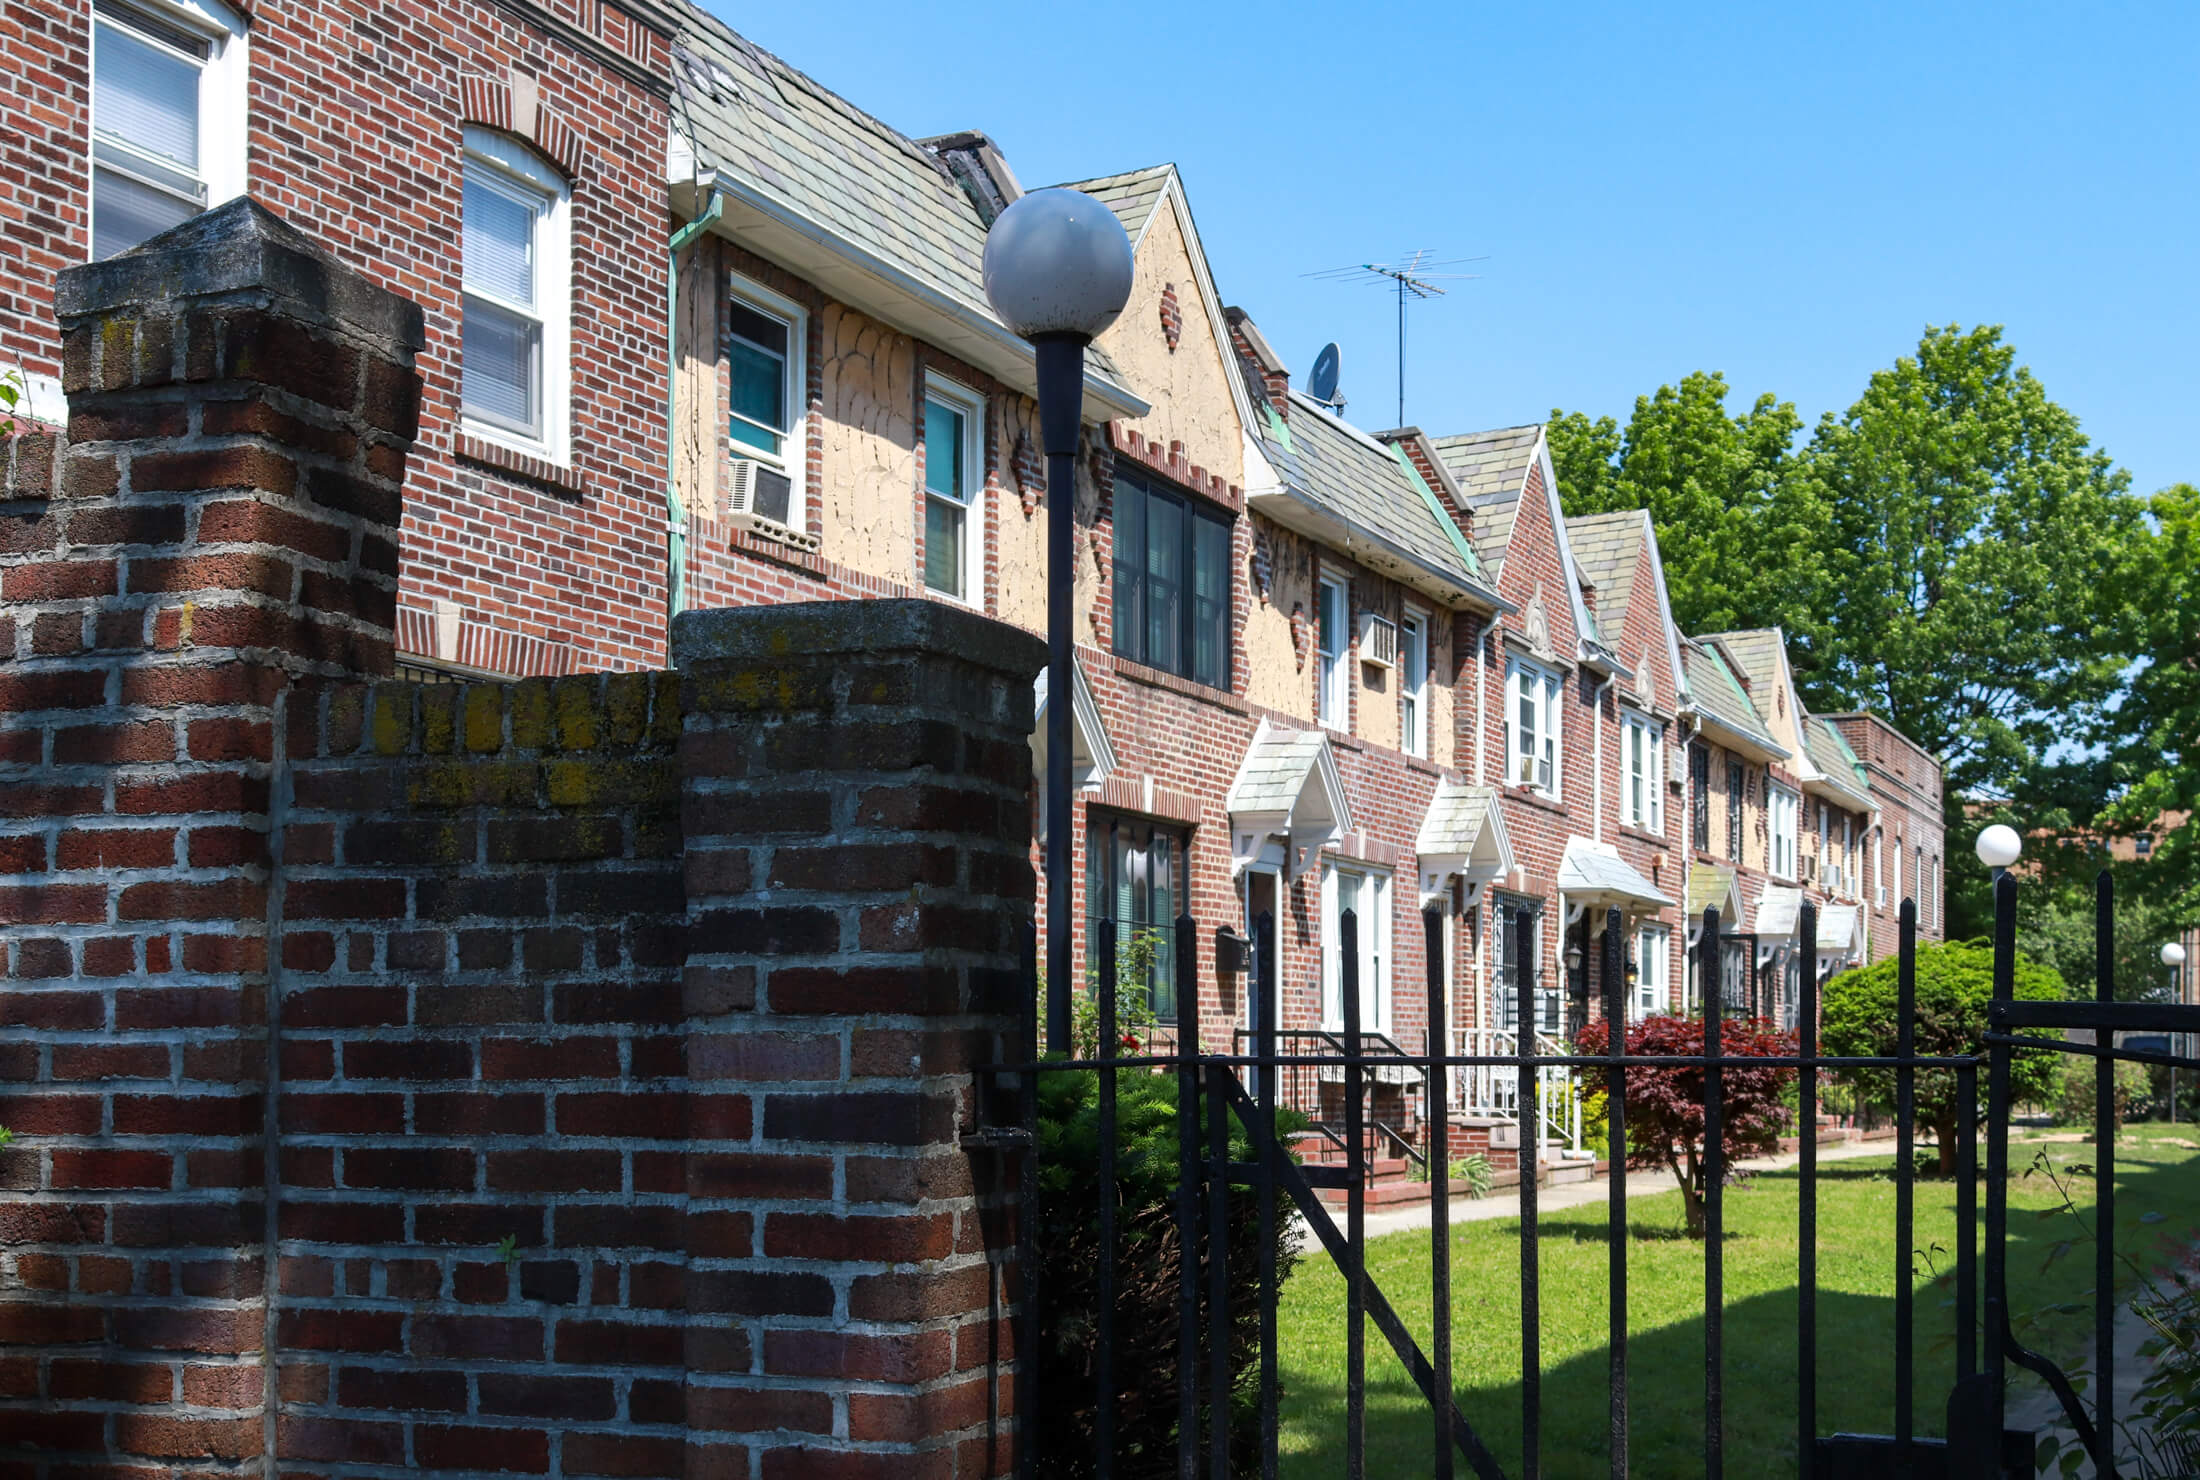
1308,342,1343,407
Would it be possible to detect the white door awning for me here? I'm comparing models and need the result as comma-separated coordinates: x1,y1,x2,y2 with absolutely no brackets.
1753,885,1805,941
1816,902,1863,960
1557,837,1672,918
1031,659,1117,792
1225,719,1352,878
1415,779,1513,904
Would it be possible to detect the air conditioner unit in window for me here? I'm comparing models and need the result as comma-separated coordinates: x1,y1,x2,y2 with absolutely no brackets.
1799,855,1816,882
726,457,815,548
1357,611,1398,669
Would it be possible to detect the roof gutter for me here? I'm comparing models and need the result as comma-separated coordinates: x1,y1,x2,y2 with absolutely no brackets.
1679,703,1792,764
670,174,1150,421
1248,484,1515,616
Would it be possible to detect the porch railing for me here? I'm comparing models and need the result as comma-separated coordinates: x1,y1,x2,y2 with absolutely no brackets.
1454,1027,1585,1158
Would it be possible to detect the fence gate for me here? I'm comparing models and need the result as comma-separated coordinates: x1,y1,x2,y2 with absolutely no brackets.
1002,872,2200,1479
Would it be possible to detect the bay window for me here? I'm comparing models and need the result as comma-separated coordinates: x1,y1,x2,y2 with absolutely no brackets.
1622,711,1664,832
1112,466,1231,688
1506,658,1561,797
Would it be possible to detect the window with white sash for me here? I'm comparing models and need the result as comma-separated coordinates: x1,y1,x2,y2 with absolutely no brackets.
461,129,570,461
1316,576,1349,730
90,0,247,261
1321,864,1390,1033
1623,710,1664,832
1633,925,1670,1021
1506,659,1562,797
1399,610,1429,758
921,376,984,603
1769,784,1799,880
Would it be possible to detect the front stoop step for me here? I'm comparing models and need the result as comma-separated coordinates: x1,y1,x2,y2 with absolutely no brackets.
1545,1156,1596,1185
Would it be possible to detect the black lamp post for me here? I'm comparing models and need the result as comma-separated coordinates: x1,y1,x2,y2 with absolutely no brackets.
983,189,1134,1052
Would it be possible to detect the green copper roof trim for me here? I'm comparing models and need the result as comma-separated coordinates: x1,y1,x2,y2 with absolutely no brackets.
1390,442,1480,576
1262,401,1293,455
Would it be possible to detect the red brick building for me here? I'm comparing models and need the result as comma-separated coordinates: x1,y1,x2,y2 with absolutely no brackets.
2,0,1944,1159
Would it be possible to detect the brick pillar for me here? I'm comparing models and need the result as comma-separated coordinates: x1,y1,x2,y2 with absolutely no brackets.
0,199,422,1469
675,600,1042,1479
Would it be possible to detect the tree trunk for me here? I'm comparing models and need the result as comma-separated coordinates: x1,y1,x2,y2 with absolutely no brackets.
1933,1108,1959,1176
1671,1151,1706,1238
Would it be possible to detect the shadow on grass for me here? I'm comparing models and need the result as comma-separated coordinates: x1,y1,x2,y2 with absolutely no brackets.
1277,1147,2200,1480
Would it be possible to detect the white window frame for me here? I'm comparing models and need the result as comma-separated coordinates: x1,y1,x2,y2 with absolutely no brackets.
1506,658,1562,798
725,274,808,505
920,374,984,605
1399,608,1429,758
1316,575,1349,731
1877,829,1888,907
460,128,571,465
88,0,248,262
1769,784,1799,881
1320,862,1392,1033
1622,709,1664,833
1633,925,1670,1021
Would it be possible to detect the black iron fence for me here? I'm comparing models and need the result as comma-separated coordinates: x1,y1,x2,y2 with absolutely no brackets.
1002,871,2200,1478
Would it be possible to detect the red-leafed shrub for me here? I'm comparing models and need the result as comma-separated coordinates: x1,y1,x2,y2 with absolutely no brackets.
1573,1014,1798,1237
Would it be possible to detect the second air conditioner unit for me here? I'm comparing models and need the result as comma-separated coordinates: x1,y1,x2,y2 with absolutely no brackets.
1357,611,1398,669
726,456,799,535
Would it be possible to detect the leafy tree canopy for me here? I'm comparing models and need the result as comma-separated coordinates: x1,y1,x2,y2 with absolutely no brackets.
1820,937,2066,1170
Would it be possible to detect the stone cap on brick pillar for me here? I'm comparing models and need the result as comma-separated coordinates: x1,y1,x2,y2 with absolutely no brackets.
54,197,426,365
673,598,1048,684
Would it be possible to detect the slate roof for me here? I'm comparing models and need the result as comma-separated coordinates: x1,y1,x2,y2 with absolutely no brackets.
1258,394,1486,586
1225,721,1343,822
1067,164,1173,242
1806,717,1871,798
1681,639,1784,756
1429,425,1541,576
1416,780,1501,857
1565,511,1648,627
1754,884,1804,940
1703,628,1786,700
670,11,1129,386
1686,862,1743,921
1557,838,1673,909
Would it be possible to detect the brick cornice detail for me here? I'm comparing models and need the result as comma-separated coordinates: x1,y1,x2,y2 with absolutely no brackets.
1105,422,1243,513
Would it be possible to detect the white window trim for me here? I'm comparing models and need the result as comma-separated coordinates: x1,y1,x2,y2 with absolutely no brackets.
89,0,248,259
1506,658,1562,798
1633,925,1669,1022
1316,575,1349,732
1399,607,1429,759
1321,862,1392,1033
1621,709,1664,833
725,273,809,510
920,373,985,606
460,127,571,466
1769,784,1800,882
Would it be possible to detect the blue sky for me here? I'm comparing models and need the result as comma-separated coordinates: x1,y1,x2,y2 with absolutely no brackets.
704,1,2198,497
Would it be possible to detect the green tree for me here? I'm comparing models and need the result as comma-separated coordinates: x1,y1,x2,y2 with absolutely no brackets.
1799,325,2141,821
1819,937,2066,1173
2009,861,2192,1005
1548,371,1823,636
2095,482,2200,914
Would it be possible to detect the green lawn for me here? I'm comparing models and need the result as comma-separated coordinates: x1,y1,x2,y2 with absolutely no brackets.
1276,1125,2200,1478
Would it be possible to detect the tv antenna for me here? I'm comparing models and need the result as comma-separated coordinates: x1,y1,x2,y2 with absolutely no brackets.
1303,250,1481,426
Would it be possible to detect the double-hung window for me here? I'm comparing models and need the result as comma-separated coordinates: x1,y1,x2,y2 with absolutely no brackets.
1111,465,1231,687
922,377,983,602
1622,711,1664,832
1321,864,1391,1033
1727,759,1746,863
1399,610,1429,758
91,0,245,261
1506,659,1561,796
1633,925,1670,1021
1085,815,1184,1020
1769,784,1799,880
1690,744,1710,853
725,281,804,528
462,130,569,460
1315,575,1348,728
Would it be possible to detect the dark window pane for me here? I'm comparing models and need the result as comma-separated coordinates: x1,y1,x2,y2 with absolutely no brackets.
1144,491,1182,675
1191,512,1229,688
1111,479,1145,662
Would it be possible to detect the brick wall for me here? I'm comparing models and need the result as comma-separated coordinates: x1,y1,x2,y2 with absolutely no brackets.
1,203,1038,1477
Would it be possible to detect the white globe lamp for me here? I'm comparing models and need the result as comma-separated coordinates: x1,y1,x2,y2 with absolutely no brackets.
1975,824,2023,873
